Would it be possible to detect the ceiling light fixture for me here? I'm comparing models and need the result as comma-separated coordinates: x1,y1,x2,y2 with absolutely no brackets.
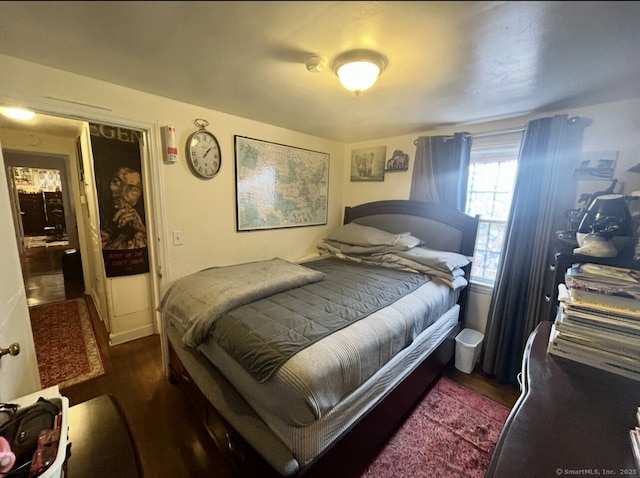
331,49,388,95
1,107,36,121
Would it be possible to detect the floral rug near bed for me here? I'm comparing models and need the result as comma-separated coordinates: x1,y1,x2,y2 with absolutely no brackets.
29,298,105,389
359,377,510,478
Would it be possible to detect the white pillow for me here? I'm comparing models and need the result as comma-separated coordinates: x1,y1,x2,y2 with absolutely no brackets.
325,223,417,248
326,222,409,246
397,247,472,272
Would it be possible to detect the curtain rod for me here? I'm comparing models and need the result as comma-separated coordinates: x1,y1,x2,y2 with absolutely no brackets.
413,125,526,145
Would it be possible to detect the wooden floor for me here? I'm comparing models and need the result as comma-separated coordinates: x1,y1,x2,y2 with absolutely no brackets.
21,242,84,307
23,246,521,478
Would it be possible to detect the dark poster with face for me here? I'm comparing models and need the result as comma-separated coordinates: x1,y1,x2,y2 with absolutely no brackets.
90,123,150,277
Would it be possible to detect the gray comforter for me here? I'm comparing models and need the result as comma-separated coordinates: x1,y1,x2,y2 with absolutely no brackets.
161,256,431,383
211,257,430,382
160,258,326,348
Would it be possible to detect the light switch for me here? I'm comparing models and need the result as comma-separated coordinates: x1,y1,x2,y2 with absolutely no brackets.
173,230,184,245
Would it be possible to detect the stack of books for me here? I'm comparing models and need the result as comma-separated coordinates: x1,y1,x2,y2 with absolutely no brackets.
548,262,640,381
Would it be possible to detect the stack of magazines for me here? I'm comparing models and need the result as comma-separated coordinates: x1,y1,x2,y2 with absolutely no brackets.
548,262,640,381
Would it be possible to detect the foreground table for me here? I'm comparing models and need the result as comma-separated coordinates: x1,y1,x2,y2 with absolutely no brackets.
66,394,142,478
486,321,640,477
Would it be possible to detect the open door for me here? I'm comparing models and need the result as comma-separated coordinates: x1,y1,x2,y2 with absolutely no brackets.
0,105,166,374
0,141,41,401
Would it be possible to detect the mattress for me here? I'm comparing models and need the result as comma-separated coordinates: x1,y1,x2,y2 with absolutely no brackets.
257,305,459,468
168,303,459,472
194,275,460,469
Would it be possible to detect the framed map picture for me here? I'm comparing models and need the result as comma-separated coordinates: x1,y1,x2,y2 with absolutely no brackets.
234,136,329,231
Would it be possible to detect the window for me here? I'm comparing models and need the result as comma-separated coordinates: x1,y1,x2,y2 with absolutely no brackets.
465,132,523,285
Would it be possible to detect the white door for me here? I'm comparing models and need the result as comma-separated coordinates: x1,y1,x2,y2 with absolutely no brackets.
0,142,41,401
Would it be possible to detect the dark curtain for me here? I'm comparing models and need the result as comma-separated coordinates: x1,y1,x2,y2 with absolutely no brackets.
409,132,471,211
481,115,588,385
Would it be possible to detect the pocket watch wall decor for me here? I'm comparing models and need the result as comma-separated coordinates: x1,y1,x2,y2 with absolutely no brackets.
186,119,221,179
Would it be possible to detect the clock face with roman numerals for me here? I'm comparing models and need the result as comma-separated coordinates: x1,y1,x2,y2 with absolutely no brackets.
186,128,221,179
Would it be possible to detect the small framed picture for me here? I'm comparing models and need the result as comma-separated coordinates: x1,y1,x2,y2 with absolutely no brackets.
574,151,618,180
385,150,410,171
13,167,33,185
350,146,386,182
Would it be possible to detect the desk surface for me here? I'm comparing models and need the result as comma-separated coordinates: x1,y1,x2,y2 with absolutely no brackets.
487,321,640,477
66,394,142,478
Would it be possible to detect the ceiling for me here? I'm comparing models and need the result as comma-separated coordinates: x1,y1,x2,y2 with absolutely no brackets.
1,1,640,143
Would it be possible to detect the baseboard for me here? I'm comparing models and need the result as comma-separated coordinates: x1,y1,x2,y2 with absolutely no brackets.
109,324,156,345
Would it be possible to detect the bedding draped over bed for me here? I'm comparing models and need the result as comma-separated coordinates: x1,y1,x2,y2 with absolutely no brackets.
160,258,326,348
212,258,430,382
162,256,432,383
316,222,472,289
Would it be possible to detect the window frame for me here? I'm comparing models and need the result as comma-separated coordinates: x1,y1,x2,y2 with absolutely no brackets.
466,131,523,286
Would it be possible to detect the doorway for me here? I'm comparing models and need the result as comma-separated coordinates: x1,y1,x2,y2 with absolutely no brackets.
3,150,83,308
3,104,164,339
0,106,164,396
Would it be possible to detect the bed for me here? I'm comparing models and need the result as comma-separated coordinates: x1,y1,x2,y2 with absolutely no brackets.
160,199,479,477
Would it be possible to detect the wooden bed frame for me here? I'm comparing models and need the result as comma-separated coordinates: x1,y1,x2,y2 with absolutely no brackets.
166,200,479,477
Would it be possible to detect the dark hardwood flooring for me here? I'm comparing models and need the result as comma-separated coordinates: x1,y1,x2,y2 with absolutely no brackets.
21,242,84,307
23,246,520,478
64,299,234,478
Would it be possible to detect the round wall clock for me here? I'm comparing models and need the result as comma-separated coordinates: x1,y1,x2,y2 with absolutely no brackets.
185,119,221,179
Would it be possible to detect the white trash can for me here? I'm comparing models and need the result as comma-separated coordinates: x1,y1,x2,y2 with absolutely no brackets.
455,328,484,374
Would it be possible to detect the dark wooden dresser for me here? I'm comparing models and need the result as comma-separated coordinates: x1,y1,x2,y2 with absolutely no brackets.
486,321,640,477
18,192,46,236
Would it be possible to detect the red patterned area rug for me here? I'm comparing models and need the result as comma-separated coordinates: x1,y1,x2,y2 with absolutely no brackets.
29,298,105,389
359,376,510,478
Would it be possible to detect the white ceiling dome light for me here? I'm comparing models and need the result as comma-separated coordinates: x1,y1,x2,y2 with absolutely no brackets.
331,49,388,95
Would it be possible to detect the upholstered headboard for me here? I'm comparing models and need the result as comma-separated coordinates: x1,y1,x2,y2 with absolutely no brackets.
343,200,479,323
343,200,479,258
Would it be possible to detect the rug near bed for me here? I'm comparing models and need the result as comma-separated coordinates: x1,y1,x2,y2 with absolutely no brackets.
29,298,105,389
359,377,510,478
